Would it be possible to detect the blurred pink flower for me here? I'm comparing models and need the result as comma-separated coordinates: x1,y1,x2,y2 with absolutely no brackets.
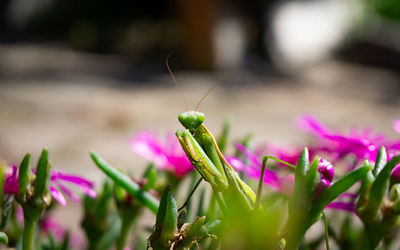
41,216,67,239
4,165,19,194
394,119,400,134
230,146,354,212
129,131,193,178
4,166,96,206
296,114,399,166
229,144,282,191
314,158,334,198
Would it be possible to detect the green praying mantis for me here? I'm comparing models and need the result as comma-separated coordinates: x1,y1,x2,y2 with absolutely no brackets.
166,57,257,211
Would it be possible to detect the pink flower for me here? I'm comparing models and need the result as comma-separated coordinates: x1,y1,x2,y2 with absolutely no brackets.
129,131,193,178
49,170,96,206
391,165,400,180
4,165,19,194
4,166,96,206
314,158,334,198
296,114,398,166
318,158,334,182
41,216,67,240
230,146,354,212
227,144,285,192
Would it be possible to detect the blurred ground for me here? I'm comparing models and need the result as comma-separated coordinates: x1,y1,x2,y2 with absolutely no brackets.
0,43,400,241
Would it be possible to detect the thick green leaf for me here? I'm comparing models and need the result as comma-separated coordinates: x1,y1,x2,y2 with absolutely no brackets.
197,219,222,238
151,186,177,247
365,155,400,217
18,153,31,199
290,148,309,214
305,157,320,202
310,165,371,224
295,148,309,180
373,146,387,177
33,148,51,205
183,216,206,247
161,186,178,242
355,167,374,213
90,151,159,214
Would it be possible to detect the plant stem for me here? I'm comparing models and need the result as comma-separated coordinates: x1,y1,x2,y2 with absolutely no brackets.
116,210,137,250
22,215,38,250
322,213,330,250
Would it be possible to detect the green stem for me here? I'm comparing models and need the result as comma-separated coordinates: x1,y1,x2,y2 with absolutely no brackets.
116,212,137,250
285,227,306,250
22,216,38,250
322,213,330,250
358,230,375,250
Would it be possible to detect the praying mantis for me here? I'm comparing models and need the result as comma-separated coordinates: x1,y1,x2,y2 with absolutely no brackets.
166,57,257,211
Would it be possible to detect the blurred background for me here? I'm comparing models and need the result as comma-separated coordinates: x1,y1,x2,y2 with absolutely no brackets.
1,0,400,239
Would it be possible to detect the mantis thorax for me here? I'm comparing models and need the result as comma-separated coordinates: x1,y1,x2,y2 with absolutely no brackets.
178,111,205,131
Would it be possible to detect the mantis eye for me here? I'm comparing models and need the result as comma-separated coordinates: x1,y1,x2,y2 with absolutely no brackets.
178,111,205,130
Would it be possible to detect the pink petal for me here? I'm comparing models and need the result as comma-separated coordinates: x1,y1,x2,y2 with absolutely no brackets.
5,165,19,194
326,202,355,213
226,156,246,171
52,171,94,187
55,182,81,203
296,115,330,137
394,119,400,134
129,132,168,168
339,192,358,199
235,144,262,166
77,185,97,198
41,216,66,240
391,165,400,180
50,186,67,206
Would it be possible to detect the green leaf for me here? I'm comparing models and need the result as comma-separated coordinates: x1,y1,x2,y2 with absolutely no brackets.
161,186,178,242
150,186,178,248
90,151,159,214
18,153,31,199
355,166,374,213
183,216,206,247
290,148,309,214
0,232,8,244
197,219,222,238
33,148,51,205
365,155,400,217
296,148,310,179
310,165,371,225
305,157,320,202
373,146,387,177
96,180,113,220
142,163,157,191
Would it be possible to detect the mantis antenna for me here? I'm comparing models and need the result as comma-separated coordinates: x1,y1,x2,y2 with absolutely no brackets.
194,74,226,111
166,53,189,111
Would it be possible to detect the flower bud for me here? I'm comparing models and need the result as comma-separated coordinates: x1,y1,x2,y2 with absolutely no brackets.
314,178,331,197
318,158,334,182
391,164,400,180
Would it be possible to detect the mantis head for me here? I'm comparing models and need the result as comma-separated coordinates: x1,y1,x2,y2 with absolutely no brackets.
178,111,205,131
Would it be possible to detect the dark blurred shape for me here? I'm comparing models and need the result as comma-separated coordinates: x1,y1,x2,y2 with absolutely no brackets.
1,0,400,74
177,0,215,70
338,40,400,72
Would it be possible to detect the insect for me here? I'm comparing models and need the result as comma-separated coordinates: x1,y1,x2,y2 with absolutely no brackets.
166,55,257,210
